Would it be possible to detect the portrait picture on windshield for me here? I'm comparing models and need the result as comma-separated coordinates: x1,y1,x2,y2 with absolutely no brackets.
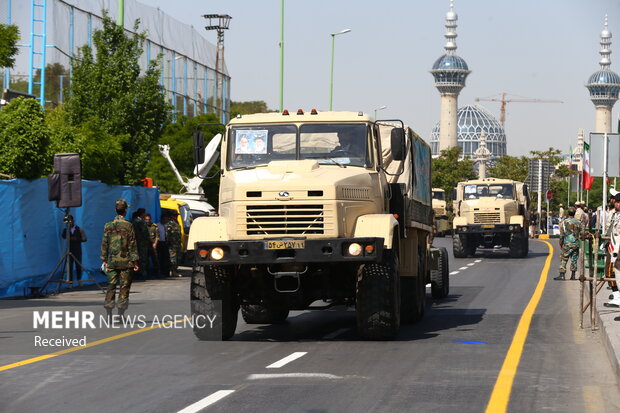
234,130,268,154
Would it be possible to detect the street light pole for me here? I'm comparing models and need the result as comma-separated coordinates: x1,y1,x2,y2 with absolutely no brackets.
279,0,284,112
329,28,351,111
374,105,387,119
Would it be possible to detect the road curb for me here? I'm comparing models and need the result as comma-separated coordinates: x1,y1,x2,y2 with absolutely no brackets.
595,291,620,387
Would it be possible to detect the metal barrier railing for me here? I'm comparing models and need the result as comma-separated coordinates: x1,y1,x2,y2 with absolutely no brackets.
580,232,616,330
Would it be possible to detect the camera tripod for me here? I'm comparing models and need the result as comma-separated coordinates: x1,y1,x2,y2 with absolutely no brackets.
36,208,104,296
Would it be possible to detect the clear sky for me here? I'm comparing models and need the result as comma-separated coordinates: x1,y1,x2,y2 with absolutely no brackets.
148,0,619,157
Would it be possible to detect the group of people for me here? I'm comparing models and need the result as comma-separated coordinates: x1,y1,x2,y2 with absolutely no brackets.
99,199,183,317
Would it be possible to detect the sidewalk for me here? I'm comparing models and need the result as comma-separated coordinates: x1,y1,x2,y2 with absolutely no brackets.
596,286,620,383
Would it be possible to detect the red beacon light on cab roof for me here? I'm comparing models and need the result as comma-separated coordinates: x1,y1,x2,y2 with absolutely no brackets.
310,109,318,115
297,109,304,115
282,109,289,115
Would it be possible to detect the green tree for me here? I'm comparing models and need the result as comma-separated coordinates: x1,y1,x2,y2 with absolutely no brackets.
0,98,50,179
65,13,170,185
145,113,224,203
432,146,477,199
0,24,19,68
230,100,272,116
488,155,529,182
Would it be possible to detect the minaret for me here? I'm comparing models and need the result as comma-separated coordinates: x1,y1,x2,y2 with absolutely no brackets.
474,131,491,179
430,0,471,152
586,15,620,133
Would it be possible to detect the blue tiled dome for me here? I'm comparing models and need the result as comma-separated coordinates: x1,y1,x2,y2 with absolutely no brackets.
430,105,507,158
587,70,620,85
432,54,469,71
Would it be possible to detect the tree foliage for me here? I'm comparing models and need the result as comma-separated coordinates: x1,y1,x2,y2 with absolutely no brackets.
431,147,477,200
0,98,50,179
64,14,169,185
230,100,272,116
488,155,529,182
0,24,19,68
145,114,224,203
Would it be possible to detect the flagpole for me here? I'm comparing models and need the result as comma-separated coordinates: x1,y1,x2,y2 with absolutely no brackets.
568,145,572,207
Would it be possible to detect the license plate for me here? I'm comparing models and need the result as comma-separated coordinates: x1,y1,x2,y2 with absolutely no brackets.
265,240,305,250
481,224,495,228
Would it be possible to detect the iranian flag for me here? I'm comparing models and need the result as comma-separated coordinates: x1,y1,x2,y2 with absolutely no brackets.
583,141,594,190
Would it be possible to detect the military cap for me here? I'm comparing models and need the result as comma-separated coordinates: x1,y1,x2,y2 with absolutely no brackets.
559,203,563,207
611,188,620,197
115,198,130,209
614,193,620,202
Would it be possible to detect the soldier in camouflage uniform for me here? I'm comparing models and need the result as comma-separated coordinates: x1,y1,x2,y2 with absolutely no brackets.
165,212,182,277
554,207,583,280
100,199,139,317
132,208,150,279
144,213,159,277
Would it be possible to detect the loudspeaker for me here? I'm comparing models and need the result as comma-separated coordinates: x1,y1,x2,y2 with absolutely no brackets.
48,153,82,208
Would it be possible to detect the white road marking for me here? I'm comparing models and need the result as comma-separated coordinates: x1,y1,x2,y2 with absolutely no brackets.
467,263,475,266
425,283,431,287
458,266,468,270
322,328,350,340
475,259,482,263
177,390,235,413
266,352,308,368
450,271,460,275
248,373,343,380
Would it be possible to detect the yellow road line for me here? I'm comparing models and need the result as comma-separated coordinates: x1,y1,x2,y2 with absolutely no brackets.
0,318,186,372
583,385,605,413
485,240,553,413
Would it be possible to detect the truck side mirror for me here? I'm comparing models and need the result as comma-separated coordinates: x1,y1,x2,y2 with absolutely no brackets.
390,128,405,161
193,131,205,165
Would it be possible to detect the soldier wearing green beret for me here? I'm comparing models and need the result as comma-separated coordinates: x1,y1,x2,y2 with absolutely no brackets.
100,199,139,318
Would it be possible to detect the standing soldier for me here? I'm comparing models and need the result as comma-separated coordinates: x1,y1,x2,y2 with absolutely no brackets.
132,208,150,279
554,207,583,281
558,203,565,222
165,212,182,277
579,202,590,231
605,192,620,307
100,199,139,318
145,213,159,277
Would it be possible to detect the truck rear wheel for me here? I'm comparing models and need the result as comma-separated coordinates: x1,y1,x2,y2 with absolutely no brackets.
431,247,450,299
191,265,239,340
356,248,401,339
453,234,468,258
241,304,289,324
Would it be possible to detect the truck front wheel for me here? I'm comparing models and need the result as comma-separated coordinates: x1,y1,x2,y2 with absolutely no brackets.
453,234,468,258
356,248,401,340
191,265,239,340
431,247,450,299
241,304,289,324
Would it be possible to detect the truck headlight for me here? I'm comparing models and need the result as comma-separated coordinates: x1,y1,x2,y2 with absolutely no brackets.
347,243,363,256
211,247,225,261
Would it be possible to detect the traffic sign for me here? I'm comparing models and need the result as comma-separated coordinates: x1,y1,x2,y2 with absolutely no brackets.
546,190,552,200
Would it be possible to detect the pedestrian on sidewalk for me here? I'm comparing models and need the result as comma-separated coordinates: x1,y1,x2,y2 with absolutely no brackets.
605,191,620,307
555,207,582,281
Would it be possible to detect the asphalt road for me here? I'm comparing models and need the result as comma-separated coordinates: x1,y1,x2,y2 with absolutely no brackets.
1,237,619,413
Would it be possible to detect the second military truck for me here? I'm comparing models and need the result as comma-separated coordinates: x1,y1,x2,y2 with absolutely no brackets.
452,177,529,258
188,110,448,340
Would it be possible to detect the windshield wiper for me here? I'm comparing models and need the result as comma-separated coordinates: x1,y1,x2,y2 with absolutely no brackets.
305,156,345,168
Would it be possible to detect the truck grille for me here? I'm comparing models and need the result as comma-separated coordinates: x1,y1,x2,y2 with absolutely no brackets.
474,212,501,224
245,204,324,235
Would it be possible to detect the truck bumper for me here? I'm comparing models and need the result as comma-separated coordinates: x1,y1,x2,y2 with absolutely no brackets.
194,237,384,266
454,224,522,234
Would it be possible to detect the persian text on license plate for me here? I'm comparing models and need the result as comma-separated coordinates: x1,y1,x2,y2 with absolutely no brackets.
265,240,305,250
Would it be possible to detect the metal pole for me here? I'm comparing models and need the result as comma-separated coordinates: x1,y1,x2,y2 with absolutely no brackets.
28,0,35,95
59,74,63,103
603,133,609,230
183,57,187,116
329,34,335,111
3,0,11,89
537,160,542,233
546,197,550,234
279,0,284,112
117,0,124,27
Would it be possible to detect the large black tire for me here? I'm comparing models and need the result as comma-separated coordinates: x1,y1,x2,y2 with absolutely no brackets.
509,230,527,258
521,232,529,258
241,304,289,324
400,276,421,324
356,248,400,340
431,247,450,299
191,266,239,340
453,234,468,258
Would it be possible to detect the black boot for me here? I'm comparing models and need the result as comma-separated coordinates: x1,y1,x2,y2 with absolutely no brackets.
554,272,565,281
118,308,126,322
570,271,576,280
105,307,113,323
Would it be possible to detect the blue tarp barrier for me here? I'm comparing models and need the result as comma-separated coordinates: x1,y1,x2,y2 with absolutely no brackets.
0,178,160,298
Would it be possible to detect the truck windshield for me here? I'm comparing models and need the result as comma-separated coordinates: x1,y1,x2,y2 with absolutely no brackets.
464,184,513,199
227,123,370,169
432,191,445,201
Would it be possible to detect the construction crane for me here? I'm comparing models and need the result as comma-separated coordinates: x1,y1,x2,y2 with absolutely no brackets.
474,92,563,128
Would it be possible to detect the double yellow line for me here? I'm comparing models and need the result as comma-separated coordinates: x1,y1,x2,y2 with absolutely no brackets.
485,240,553,412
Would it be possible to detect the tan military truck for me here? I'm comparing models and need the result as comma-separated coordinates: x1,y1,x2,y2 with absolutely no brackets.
188,110,449,340
452,177,529,258
432,188,450,237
